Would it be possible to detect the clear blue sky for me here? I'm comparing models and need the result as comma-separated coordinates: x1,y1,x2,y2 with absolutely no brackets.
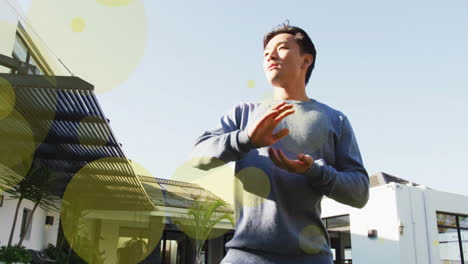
22,0,468,195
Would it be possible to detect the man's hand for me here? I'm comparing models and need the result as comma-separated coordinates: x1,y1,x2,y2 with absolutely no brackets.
247,102,295,148
268,148,314,174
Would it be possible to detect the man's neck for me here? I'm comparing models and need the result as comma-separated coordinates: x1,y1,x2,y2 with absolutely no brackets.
273,85,309,101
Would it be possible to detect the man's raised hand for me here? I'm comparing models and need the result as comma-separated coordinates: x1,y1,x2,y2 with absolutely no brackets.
268,148,314,174
247,102,295,148
246,101,314,173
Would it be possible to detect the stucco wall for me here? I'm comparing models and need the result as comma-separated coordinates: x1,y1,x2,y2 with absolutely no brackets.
321,184,401,264
0,193,61,250
321,183,468,264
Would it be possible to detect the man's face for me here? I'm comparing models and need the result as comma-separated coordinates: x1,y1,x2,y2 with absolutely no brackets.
263,33,310,87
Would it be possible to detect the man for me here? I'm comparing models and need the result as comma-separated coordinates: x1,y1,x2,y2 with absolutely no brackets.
190,23,369,264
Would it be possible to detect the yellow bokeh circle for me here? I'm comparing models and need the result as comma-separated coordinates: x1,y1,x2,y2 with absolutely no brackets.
0,110,36,192
61,157,164,264
171,157,235,239
247,80,255,88
0,78,15,120
71,17,86,32
77,115,110,150
298,225,328,254
172,197,235,241
96,0,136,7
171,157,228,183
234,166,271,208
27,0,148,94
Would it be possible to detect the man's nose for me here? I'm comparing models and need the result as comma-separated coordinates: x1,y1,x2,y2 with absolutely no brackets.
266,52,277,61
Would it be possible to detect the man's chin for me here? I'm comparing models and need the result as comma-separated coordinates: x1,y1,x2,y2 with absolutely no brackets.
266,74,282,85
268,78,286,88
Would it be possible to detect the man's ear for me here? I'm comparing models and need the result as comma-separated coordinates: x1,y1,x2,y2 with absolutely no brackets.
302,54,314,69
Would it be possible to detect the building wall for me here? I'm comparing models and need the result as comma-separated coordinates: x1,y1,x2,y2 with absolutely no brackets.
395,184,468,263
0,193,60,250
322,183,468,264
322,184,401,264
394,184,430,264
423,187,468,263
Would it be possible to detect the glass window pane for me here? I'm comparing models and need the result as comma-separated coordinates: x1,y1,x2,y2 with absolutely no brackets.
28,56,43,75
13,35,28,62
344,248,352,263
163,232,185,264
330,248,336,261
164,240,179,264
437,213,457,227
438,226,461,263
459,216,468,229
462,230,468,264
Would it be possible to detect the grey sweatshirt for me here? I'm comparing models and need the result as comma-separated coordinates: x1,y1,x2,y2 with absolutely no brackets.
190,98,369,264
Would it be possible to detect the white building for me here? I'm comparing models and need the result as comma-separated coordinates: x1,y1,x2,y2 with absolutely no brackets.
321,172,468,264
0,192,61,251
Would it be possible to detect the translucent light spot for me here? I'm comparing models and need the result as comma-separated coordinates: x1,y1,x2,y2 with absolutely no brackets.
171,158,235,240
171,157,227,183
247,80,255,88
28,0,148,94
61,158,164,264
298,225,327,254
0,78,15,120
274,107,329,154
175,160,234,206
234,167,270,208
0,110,36,192
172,195,235,241
71,17,86,32
1,75,59,192
433,240,439,246
77,115,109,150
96,0,135,7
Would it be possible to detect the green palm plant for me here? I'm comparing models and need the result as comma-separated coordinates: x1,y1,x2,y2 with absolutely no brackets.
172,194,234,264
17,166,60,246
59,200,89,264
3,164,60,247
3,164,38,247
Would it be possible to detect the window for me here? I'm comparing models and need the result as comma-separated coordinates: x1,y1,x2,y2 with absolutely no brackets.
437,212,467,264
160,231,186,264
11,32,44,75
46,215,54,225
323,215,352,264
20,208,33,240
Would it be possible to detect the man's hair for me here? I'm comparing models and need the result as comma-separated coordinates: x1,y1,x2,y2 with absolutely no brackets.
263,22,317,85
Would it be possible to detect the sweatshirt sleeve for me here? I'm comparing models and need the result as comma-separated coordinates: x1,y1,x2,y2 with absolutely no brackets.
302,114,370,208
189,104,258,171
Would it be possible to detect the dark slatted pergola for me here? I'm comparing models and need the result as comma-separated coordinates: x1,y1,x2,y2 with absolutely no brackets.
0,73,155,211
